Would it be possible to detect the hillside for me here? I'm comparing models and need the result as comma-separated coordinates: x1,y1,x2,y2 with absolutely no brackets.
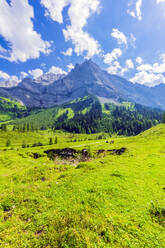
11,95,162,135
1,60,165,109
0,97,27,122
0,124,164,247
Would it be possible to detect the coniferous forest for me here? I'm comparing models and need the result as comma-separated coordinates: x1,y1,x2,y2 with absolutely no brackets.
2,95,162,136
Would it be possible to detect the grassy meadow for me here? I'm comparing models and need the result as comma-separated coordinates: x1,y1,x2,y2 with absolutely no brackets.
0,124,165,247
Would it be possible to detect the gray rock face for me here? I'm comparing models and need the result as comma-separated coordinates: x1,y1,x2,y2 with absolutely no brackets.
35,73,65,85
0,60,165,109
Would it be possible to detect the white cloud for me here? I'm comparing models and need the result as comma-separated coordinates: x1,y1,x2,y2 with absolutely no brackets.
111,29,127,46
121,59,134,75
48,66,67,75
106,57,134,76
106,61,122,75
40,0,69,23
0,70,19,83
136,56,143,64
0,0,52,62
126,59,134,69
10,75,19,82
160,53,165,62
28,69,43,79
104,48,122,64
127,0,143,21
137,64,153,72
130,71,165,87
67,63,74,72
131,54,165,86
104,49,135,76
41,0,101,59
0,70,10,80
137,58,165,74
62,48,73,56
156,0,165,3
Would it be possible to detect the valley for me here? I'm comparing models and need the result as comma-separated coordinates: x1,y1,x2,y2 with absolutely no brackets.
0,62,165,248
1,1,165,247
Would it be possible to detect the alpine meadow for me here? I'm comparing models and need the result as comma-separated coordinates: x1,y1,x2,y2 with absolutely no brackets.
0,0,165,247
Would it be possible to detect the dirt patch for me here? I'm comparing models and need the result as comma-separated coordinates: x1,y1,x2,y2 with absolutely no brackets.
44,148,77,160
107,147,126,155
44,147,126,165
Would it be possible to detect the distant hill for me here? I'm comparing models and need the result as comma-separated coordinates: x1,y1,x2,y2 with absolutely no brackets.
1,60,165,109
11,95,162,135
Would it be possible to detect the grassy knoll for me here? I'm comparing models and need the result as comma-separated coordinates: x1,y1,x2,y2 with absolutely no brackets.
0,125,164,247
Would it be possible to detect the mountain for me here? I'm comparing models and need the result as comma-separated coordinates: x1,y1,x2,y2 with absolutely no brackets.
0,60,165,109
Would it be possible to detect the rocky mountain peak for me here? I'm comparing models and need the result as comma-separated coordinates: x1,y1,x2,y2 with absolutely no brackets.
0,60,165,109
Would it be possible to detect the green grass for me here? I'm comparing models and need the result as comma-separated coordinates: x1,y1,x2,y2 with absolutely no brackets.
0,125,164,247
0,97,27,122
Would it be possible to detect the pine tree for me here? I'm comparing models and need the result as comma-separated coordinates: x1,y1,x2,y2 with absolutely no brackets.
162,112,165,123
49,137,53,145
6,139,11,147
55,136,58,144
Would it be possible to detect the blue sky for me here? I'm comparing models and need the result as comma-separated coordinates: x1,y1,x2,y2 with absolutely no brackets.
1,0,165,86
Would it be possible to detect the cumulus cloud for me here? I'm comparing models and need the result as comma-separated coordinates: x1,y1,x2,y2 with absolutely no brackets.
0,0,52,62
136,55,165,73
127,0,143,21
130,54,165,86
111,29,127,46
117,59,134,75
40,0,69,23
0,70,19,83
28,69,43,79
136,56,143,64
104,48,127,75
104,48,122,64
41,0,101,59
62,48,73,56
130,71,165,87
106,61,122,75
126,59,134,69
105,55,134,76
104,48,124,75
48,66,67,75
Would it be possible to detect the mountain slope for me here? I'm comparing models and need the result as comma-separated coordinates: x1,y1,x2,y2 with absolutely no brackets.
0,97,27,122
11,95,162,135
1,60,165,109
